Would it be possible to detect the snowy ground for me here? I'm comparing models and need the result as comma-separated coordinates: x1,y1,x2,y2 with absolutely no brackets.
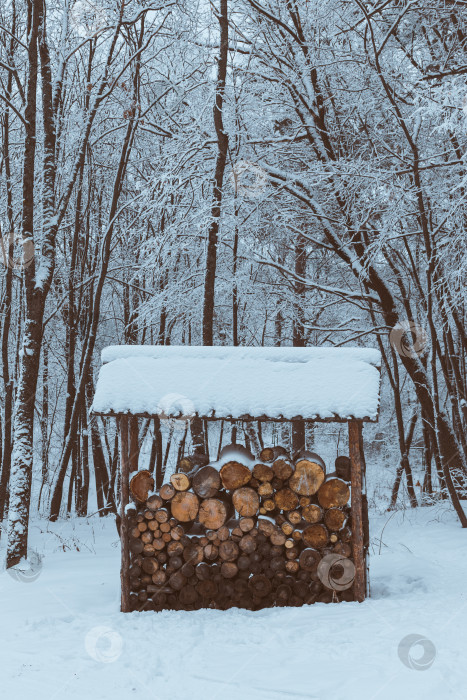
1,504,466,700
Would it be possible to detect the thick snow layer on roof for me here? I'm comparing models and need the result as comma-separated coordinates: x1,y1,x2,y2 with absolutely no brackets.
92,345,381,421
101,344,381,366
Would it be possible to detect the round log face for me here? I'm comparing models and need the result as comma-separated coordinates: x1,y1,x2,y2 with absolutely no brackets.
289,460,325,496
217,525,230,541
272,459,294,481
204,543,219,561
299,548,321,571
260,447,275,462
160,483,176,501
232,487,260,516
257,518,275,536
258,482,274,497
324,507,347,531
178,456,194,473
252,463,274,482
219,540,239,562
146,494,163,511
170,473,191,491
198,498,228,529
294,450,326,470
154,508,169,523
129,539,144,555
192,465,221,498
239,534,257,554
221,562,238,579
263,499,275,512
239,517,255,532
274,488,299,511
302,504,323,524
287,510,302,525
317,478,350,509
170,492,200,522
220,461,252,490
167,541,184,556
142,558,159,575
130,470,155,503
269,528,287,546
302,524,329,549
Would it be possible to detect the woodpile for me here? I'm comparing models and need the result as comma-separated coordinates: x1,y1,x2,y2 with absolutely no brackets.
125,448,355,612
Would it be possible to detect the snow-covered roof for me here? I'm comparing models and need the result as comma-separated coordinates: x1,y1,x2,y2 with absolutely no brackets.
91,345,381,422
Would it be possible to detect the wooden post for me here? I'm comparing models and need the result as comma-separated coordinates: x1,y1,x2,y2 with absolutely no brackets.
359,424,370,597
129,416,139,472
348,419,365,602
119,415,131,612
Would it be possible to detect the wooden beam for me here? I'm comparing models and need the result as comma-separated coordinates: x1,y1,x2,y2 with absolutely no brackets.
90,410,379,424
119,415,131,613
129,416,139,472
348,419,366,602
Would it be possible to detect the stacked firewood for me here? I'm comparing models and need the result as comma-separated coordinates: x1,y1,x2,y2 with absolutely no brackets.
126,446,354,612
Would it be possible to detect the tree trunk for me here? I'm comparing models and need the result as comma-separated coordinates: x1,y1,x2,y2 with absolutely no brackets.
202,0,229,344
6,0,42,566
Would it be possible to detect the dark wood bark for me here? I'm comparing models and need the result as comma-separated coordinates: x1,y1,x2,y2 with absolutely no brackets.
6,0,42,566
202,0,229,343
349,420,365,602
120,417,131,612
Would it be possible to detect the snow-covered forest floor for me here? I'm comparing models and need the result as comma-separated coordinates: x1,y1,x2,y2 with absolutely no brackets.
1,501,466,700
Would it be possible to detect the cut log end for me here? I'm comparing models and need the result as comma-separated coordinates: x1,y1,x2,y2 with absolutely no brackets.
192,465,221,498
198,498,228,530
171,492,200,522
170,473,191,491
302,524,329,549
289,460,325,496
317,478,350,509
220,461,252,490
232,487,260,517
130,471,155,503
